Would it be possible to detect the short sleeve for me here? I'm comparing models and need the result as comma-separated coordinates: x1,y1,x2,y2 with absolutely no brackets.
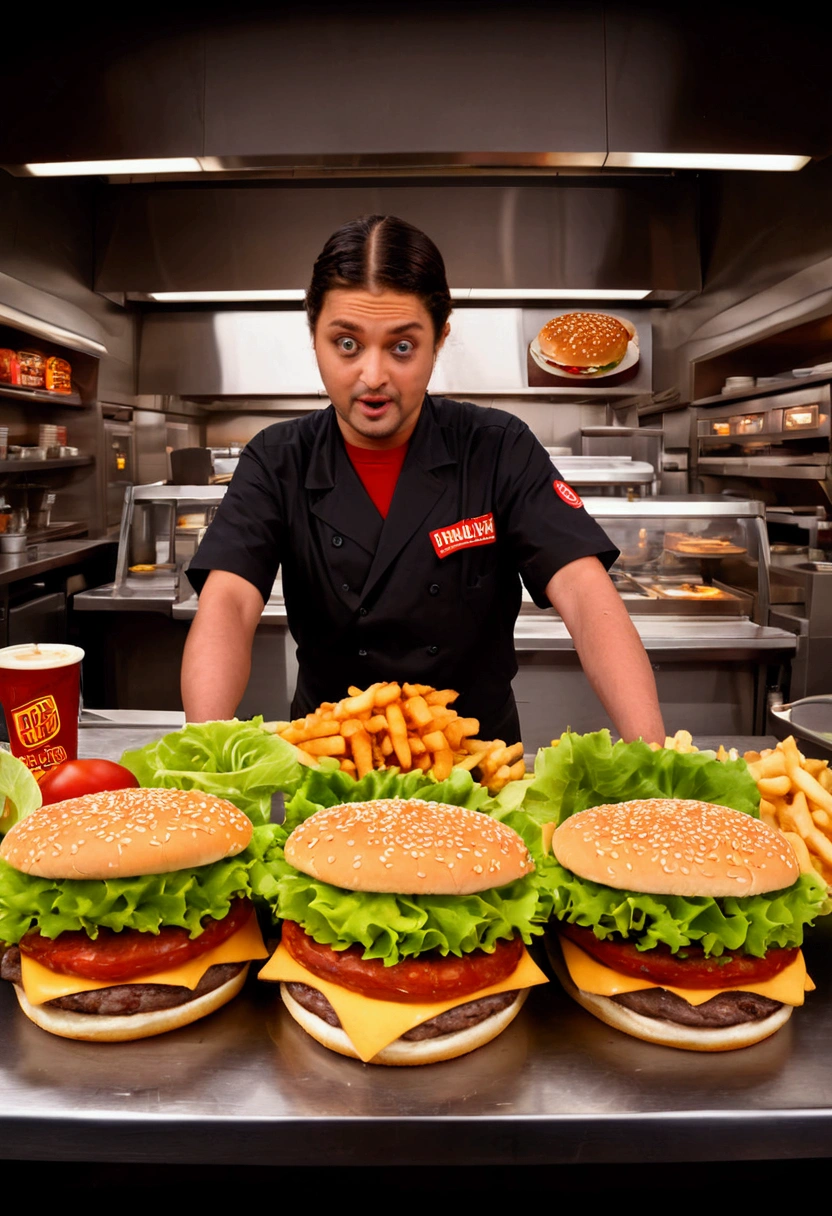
187,435,283,604
495,420,619,608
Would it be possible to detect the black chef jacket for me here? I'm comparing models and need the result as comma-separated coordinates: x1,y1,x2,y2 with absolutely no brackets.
187,396,618,742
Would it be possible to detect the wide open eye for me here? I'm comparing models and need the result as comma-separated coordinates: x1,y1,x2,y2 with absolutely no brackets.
392,339,414,356
336,336,359,354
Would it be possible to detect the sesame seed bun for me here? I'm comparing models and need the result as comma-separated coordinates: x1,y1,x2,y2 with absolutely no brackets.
546,944,792,1052
280,982,528,1065
284,798,534,895
536,312,632,372
11,965,249,1042
0,788,253,880
551,798,799,898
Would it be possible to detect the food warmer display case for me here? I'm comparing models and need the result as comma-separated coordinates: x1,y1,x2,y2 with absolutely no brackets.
514,497,797,747
72,485,291,719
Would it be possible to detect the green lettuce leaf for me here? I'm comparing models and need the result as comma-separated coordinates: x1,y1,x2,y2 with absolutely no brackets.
504,730,761,826
0,823,284,944
548,862,830,957
250,765,553,965
120,719,303,825
0,750,42,834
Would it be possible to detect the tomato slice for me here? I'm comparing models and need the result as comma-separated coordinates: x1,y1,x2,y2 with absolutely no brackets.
282,918,523,1003
19,899,253,983
558,922,797,990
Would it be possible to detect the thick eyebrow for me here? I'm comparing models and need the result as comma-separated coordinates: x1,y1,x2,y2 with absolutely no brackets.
326,318,426,334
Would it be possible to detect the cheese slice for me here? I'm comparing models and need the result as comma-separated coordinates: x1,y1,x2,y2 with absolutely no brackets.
20,915,269,1007
261,941,548,1062
560,937,814,1008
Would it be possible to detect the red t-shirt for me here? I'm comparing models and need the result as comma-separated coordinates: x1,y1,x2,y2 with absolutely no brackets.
344,440,409,519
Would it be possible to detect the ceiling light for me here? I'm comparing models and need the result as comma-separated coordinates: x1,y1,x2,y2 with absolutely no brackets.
22,157,202,177
452,288,650,301
147,289,306,302
606,152,810,172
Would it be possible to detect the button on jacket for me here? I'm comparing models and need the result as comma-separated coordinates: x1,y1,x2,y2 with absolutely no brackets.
188,396,618,741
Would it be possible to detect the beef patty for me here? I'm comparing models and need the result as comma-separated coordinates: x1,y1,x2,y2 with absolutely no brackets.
285,981,519,1040
612,986,782,1028
0,945,244,1016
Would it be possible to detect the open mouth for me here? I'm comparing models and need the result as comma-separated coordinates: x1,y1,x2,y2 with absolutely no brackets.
357,397,393,417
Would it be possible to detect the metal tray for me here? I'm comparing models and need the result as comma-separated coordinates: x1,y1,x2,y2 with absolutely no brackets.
770,695,832,759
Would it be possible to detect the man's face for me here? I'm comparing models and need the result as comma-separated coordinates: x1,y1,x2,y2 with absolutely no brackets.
313,287,448,449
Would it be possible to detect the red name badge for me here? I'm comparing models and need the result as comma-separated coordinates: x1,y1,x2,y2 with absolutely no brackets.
554,480,583,508
430,513,496,559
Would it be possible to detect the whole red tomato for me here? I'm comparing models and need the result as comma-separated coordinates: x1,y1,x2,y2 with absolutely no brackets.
38,759,140,805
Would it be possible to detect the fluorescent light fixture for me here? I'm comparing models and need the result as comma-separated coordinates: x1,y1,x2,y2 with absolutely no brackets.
452,288,650,301
23,157,202,176
606,152,810,172
147,289,306,302
147,288,650,303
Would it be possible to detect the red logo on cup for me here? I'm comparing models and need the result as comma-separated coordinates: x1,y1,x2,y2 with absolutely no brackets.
553,480,583,508
430,513,496,559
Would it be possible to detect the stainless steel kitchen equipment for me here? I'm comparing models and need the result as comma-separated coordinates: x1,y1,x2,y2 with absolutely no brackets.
770,694,832,759
514,496,795,745
693,384,831,484
546,454,657,496
74,484,291,717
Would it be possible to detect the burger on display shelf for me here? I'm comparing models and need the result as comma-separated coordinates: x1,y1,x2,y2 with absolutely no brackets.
0,788,270,1041
530,311,639,380
258,798,551,1065
545,798,830,1051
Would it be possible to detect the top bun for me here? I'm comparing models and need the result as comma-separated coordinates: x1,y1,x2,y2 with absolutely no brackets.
285,798,534,896
551,798,799,898
537,312,630,369
0,788,253,880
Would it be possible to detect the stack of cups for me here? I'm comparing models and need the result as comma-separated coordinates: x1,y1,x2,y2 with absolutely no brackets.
0,426,8,460
0,643,84,780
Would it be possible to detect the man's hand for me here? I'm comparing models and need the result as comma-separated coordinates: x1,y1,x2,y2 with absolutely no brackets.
546,556,666,746
181,570,265,722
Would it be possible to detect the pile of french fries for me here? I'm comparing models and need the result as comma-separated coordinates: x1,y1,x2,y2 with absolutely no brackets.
270,681,526,793
744,736,832,886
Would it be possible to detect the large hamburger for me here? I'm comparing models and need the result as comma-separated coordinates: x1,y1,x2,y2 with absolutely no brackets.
259,798,549,1065
536,311,634,376
546,798,829,1051
0,788,268,1041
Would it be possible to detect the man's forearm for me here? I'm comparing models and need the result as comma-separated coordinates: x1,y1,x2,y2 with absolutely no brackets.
181,573,263,722
547,558,666,746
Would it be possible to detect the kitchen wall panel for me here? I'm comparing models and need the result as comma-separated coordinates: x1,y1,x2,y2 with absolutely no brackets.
96,180,700,293
0,19,204,164
606,4,832,158
202,4,606,157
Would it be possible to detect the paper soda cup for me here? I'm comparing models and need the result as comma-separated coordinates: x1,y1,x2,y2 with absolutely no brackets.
0,643,84,779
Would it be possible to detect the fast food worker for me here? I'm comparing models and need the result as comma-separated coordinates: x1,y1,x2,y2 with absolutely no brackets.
182,215,666,746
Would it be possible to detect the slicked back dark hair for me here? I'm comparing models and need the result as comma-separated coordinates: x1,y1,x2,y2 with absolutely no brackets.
305,215,452,342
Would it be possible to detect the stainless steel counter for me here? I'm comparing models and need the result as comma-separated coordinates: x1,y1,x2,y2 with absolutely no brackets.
0,539,116,588
0,720,830,1166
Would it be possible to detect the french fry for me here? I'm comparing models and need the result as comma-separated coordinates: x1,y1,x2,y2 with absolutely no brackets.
385,702,411,769
432,748,454,782
302,735,347,757
782,831,816,874
374,682,403,708
350,729,374,780
757,775,792,798
424,689,458,706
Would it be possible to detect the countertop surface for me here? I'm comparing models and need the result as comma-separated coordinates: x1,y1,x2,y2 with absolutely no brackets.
0,718,828,1166
0,538,116,587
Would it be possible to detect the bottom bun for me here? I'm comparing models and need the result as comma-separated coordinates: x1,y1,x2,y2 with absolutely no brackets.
13,965,249,1043
280,983,527,1066
548,945,792,1052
